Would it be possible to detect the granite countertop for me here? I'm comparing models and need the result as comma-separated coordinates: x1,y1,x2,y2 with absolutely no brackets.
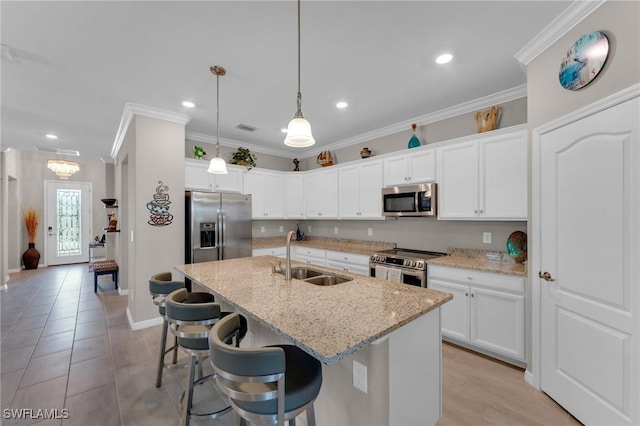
426,248,526,277
175,256,452,364
252,236,396,255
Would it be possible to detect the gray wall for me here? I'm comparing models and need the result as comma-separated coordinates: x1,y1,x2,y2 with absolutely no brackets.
185,139,293,171
525,1,640,367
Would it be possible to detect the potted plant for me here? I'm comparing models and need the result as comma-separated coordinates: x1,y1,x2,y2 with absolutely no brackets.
228,147,257,170
22,208,40,269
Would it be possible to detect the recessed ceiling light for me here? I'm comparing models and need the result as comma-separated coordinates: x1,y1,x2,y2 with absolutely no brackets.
45,134,58,140
336,101,348,109
435,53,453,64
281,128,288,133
182,101,195,108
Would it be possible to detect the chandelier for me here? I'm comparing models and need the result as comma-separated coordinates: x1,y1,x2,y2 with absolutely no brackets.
47,160,79,179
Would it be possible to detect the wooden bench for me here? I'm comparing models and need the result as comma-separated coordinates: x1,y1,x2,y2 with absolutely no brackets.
92,259,118,292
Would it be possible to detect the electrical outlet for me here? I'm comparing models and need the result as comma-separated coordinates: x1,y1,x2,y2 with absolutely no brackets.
308,225,312,233
334,226,339,234
260,226,265,234
279,226,283,232
367,228,373,237
353,360,367,393
483,232,492,244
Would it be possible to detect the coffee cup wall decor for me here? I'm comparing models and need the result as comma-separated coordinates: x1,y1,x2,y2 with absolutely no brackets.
147,181,173,227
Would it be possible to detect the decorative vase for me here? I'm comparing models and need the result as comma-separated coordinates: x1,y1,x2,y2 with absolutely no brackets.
360,147,372,159
408,123,421,148
22,243,40,270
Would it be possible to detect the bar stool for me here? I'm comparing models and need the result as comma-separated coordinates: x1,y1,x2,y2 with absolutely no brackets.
209,313,322,426
165,288,247,426
149,271,186,388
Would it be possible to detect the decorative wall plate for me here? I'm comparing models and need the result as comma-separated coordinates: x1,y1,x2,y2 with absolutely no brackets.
507,231,527,264
559,31,609,91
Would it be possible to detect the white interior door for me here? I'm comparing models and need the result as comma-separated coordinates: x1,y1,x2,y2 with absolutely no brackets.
45,181,92,266
539,97,639,425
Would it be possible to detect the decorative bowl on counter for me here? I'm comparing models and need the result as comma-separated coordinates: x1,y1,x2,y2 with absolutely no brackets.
101,198,117,207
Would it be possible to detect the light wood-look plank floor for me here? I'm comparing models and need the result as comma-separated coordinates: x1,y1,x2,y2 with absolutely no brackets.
439,342,582,426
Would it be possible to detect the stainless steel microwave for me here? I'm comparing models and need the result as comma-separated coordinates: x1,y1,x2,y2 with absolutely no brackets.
382,183,437,217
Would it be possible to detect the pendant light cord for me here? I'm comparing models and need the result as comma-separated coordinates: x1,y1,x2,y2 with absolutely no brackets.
216,72,220,157
295,0,303,117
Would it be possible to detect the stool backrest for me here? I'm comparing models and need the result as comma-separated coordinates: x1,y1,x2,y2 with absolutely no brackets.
165,288,219,322
149,271,184,296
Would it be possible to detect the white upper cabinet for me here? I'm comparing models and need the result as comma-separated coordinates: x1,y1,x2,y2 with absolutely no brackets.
339,160,384,219
285,173,305,219
304,168,338,219
185,159,244,193
244,169,285,219
384,149,436,186
437,129,527,220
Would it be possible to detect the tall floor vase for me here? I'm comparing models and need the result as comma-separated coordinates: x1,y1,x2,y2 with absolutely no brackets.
23,243,41,270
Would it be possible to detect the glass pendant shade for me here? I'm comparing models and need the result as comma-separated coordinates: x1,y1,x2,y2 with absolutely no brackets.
207,156,228,174
284,117,315,147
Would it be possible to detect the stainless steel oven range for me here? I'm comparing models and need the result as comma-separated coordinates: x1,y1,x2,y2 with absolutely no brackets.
369,248,446,287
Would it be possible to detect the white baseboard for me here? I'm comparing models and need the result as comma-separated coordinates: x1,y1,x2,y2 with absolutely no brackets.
118,288,129,296
8,268,20,273
524,369,538,389
0,284,7,291
126,306,163,330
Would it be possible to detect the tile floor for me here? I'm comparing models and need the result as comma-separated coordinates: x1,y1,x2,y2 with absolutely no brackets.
1,264,580,426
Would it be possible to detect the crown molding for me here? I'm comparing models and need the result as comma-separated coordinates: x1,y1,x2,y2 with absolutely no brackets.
302,84,527,160
515,0,606,66
111,103,192,159
185,131,294,158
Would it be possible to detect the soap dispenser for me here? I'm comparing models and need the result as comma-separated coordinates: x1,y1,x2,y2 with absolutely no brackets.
296,224,302,241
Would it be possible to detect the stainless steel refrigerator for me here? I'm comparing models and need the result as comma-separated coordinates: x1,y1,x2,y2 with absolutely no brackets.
185,191,252,265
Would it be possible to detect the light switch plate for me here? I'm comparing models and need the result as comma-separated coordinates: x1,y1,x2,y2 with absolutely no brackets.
334,227,339,234
367,228,373,237
260,226,265,233
483,232,492,244
279,226,283,232
308,225,312,233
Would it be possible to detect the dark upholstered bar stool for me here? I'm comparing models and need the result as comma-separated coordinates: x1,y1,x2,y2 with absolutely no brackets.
165,288,247,426
209,313,322,426
149,271,186,388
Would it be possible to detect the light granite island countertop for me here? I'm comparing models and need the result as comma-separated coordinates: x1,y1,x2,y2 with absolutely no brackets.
175,256,452,426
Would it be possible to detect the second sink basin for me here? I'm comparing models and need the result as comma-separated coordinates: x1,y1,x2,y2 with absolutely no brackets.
288,267,324,279
303,275,353,286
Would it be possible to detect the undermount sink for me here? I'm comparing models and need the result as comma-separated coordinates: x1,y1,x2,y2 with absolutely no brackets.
303,275,353,286
276,267,353,285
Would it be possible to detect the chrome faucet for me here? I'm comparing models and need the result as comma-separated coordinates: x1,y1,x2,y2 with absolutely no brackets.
285,230,295,281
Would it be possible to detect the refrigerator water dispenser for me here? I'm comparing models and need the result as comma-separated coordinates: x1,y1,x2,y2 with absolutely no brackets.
200,222,216,248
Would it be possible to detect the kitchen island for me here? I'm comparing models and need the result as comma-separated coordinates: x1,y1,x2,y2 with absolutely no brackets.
175,256,452,425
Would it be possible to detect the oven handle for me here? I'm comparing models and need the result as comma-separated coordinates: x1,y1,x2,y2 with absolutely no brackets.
369,263,424,278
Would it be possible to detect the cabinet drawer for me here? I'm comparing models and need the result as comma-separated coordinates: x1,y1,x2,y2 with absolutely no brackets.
294,246,325,259
325,250,369,266
252,247,286,257
428,265,524,294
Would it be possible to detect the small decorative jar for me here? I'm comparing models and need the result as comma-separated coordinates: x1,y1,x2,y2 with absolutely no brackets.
360,147,372,158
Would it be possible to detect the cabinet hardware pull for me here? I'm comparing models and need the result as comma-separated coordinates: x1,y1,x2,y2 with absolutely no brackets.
467,277,472,280
465,292,469,296
474,209,478,214
538,271,555,282
471,293,475,297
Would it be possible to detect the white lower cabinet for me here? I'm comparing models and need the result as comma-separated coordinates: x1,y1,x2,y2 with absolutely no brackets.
252,247,286,258
428,265,525,365
292,246,326,267
325,250,370,276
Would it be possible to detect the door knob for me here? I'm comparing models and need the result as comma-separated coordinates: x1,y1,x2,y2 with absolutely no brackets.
538,271,555,282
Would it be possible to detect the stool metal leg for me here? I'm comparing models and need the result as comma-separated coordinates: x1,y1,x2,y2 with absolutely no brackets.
183,354,197,426
172,335,179,364
306,403,316,426
155,318,169,388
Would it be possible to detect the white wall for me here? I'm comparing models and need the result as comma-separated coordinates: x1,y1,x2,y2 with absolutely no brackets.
525,1,640,366
116,114,186,325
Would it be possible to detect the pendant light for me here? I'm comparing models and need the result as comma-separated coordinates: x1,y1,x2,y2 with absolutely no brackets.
207,65,228,174
284,0,315,147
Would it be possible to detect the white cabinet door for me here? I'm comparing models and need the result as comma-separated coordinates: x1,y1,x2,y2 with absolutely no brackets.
305,168,338,219
359,160,383,218
437,141,478,218
264,173,286,218
285,173,305,219
384,155,409,186
244,170,265,218
326,250,370,276
185,160,211,190
409,150,436,183
338,165,360,218
213,166,244,193
470,287,525,361
429,279,471,342
480,131,527,219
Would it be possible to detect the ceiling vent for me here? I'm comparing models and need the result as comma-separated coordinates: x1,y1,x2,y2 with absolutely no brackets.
35,146,80,156
235,123,257,132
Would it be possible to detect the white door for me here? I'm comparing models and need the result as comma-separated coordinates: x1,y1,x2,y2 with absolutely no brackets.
539,97,639,425
45,181,92,266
